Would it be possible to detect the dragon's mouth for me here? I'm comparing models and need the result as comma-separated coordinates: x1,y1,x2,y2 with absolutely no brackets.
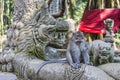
99,54,110,64
99,51,110,59
99,58,108,64
33,25,56,44
99,52,110,61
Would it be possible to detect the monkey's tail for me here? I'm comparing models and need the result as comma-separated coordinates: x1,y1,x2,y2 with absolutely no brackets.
35,59,67,74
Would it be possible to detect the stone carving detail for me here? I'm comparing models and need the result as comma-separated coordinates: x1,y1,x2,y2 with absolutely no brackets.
88,40,114,66
0,0,70,71
64,65,86,80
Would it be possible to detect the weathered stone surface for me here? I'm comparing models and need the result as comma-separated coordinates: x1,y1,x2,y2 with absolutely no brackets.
0,0,46,72
13,53,115,80
98,63,120,80
0,72,18,80
14,0,45,23
80,65,115,80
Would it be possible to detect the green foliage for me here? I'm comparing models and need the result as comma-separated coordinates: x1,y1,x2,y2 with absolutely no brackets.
0,22,1,34
73,0,87,22
4,0,14,29
0,0,14,35
114,29,120,48
59,0,87,22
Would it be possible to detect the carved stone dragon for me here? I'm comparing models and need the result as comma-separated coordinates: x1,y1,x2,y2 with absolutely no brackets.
16,15,69,60
1,0,71,65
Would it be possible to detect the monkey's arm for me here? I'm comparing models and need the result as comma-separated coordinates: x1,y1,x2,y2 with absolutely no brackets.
66,43,75,67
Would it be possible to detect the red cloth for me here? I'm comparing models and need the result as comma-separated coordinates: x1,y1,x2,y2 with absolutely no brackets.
79,9,120,34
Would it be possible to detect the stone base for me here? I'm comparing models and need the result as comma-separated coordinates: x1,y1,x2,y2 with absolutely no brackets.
0,72,18,80
11,53,114,80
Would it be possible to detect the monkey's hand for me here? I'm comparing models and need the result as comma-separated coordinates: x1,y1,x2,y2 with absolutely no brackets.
71,63,81,69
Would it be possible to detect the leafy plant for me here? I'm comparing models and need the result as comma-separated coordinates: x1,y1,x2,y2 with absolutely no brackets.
73,0,87,22
114,29,120,48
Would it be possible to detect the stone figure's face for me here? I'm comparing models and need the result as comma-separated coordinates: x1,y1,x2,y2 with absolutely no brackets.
106,22,113,30
98,44,112,63
104,18,114,30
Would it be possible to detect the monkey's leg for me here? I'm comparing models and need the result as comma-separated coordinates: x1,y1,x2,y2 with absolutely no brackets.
80,42,92,65
68,51,81,68
72,50,81,68
66,51,77,68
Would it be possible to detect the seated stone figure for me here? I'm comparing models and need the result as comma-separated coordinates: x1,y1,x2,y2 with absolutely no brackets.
88,40,114,66
103,18,114,43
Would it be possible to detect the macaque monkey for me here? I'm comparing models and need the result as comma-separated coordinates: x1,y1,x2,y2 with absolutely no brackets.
66,31,91,68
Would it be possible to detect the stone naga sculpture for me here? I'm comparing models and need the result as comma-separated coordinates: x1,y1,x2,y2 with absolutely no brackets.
16,23,67,60
14,1,69,60
88,40,114,66
1,0,72,69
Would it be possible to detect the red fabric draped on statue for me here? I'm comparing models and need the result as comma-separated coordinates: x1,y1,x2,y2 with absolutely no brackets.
79,9,120,34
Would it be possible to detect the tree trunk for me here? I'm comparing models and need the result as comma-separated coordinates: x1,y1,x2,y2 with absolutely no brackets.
69,0,74,19
48,0,66,18
0,0,4,50
86,0,120,10
0,0,4,35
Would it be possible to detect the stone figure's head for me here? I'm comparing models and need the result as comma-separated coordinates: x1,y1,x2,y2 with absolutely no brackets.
98,43,113,64
104,18,114,31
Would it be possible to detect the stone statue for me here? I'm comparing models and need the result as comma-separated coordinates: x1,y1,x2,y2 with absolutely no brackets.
103,18,114,43
88,40,114,66
0,0,69,70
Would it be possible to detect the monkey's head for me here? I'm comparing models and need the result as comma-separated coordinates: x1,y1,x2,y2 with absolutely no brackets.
72,31,84,43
